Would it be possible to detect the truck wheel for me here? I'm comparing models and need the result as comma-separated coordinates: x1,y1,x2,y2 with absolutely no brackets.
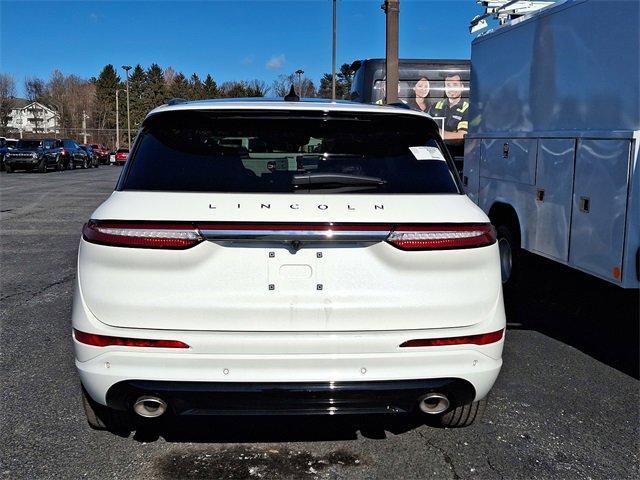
68,160,75,170
38,158,47,173
82,158,89,169
81,387,132,434
437,398,487,428
5,164,13,173
55,156,64,171
496,223,521,291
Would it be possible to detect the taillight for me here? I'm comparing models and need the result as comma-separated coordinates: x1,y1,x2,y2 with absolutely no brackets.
400,329,504,347
74,329,189,348
60,148,66,155
387,224,496,250
82,220,203,249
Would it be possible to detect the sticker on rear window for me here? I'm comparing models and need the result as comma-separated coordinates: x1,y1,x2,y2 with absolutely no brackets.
409,146,445,161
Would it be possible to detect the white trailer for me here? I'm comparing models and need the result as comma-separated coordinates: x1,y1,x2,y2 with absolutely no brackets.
463,0,639,288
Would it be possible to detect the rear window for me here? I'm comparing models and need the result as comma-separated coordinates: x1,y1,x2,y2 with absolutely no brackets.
120,110,460,194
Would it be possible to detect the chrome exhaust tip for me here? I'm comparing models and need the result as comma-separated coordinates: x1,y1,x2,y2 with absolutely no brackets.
133,395,167,418
418,393,450,415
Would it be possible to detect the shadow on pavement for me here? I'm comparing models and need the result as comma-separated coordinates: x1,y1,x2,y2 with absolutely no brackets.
132,413,424,444
506,252,639,379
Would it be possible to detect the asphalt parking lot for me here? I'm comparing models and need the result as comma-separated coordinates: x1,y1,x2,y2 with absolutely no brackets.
1,167,638,480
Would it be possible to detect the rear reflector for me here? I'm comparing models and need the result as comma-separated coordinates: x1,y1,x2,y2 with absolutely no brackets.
83,221,203,249
387,224,496,250
399,329,504,347
73,329,189,348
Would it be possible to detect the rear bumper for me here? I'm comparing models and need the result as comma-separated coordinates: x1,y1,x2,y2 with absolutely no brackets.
76,346,503,410
72,275,505,412
105,378,476,415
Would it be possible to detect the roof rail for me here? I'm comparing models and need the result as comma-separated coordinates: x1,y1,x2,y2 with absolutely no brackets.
470,0,555,32
167,98,188,106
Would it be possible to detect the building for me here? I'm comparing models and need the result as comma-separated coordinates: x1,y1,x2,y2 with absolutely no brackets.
5,98,60,136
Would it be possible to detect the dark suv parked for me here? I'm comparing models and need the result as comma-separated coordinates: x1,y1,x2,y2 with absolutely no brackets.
79,145,100,168
62,139,90,169
4,138,64,173
0,137,18,171
90,144,110,164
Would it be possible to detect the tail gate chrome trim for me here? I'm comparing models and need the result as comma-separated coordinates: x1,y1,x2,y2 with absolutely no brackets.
200,229,391,242
198,223,392,243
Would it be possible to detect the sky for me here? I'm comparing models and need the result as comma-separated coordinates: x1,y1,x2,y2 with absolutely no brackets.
1,0,485,96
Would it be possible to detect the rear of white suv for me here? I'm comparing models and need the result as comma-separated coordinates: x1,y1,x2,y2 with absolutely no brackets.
72,100,505,432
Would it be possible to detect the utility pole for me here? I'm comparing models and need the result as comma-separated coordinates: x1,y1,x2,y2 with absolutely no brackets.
122,65,132,147
82,110,88,144
295,69,304,97
382,0,399,104
331,0,337,100
115,89,120,150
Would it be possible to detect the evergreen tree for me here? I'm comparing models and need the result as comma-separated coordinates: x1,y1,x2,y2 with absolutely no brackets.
169,73,190,100
144,63,167,111
189,73,203,100
127,64,147,129
318,63,354,99
203,74,218,99
93,64,121,132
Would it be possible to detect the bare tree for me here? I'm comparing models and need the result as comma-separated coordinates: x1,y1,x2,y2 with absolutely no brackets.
163,66,177,86
25,77,46,102
245,79,269,97
0,73,16,135
218,80,269,98
272,73,316,98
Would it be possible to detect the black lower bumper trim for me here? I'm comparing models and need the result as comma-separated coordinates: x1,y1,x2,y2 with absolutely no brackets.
106,379,475,416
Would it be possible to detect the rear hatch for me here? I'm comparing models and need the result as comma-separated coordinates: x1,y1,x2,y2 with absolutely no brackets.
79,108,500,331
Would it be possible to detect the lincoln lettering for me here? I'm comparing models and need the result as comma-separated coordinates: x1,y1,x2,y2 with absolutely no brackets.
208,203,384,211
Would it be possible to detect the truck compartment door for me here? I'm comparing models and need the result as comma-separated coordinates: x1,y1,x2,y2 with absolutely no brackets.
569,139,631,283
531,139,576,262
480,138,537,185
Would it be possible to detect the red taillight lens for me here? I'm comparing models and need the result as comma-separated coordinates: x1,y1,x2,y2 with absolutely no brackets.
399,329,504,348
387,224,496,250
74,329,189,348
82,220,203,249
60,148,66,155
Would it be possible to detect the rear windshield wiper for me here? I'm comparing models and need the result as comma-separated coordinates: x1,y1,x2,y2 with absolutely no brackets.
293,173,387,190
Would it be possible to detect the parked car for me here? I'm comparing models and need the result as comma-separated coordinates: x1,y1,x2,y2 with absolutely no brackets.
73,99,505,433
80,145,100,168
0,137,19,171
90,144,111,164
61,139,90,169
4,138,64,173
114,148,129,165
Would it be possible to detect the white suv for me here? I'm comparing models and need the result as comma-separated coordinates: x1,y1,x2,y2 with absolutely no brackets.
72,98,505,432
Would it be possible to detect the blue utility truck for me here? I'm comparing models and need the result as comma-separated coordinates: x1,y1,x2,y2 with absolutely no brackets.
463,0,639,289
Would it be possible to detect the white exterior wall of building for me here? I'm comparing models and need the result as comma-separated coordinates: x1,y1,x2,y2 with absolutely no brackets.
7,102,60,135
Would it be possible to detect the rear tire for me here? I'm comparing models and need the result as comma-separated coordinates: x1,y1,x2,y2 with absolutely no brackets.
82,158,89,169
496,223,521,293
38,158,47,173
81,387,132,434
55,156,64,171
436,398,487,428
5,164,13,173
